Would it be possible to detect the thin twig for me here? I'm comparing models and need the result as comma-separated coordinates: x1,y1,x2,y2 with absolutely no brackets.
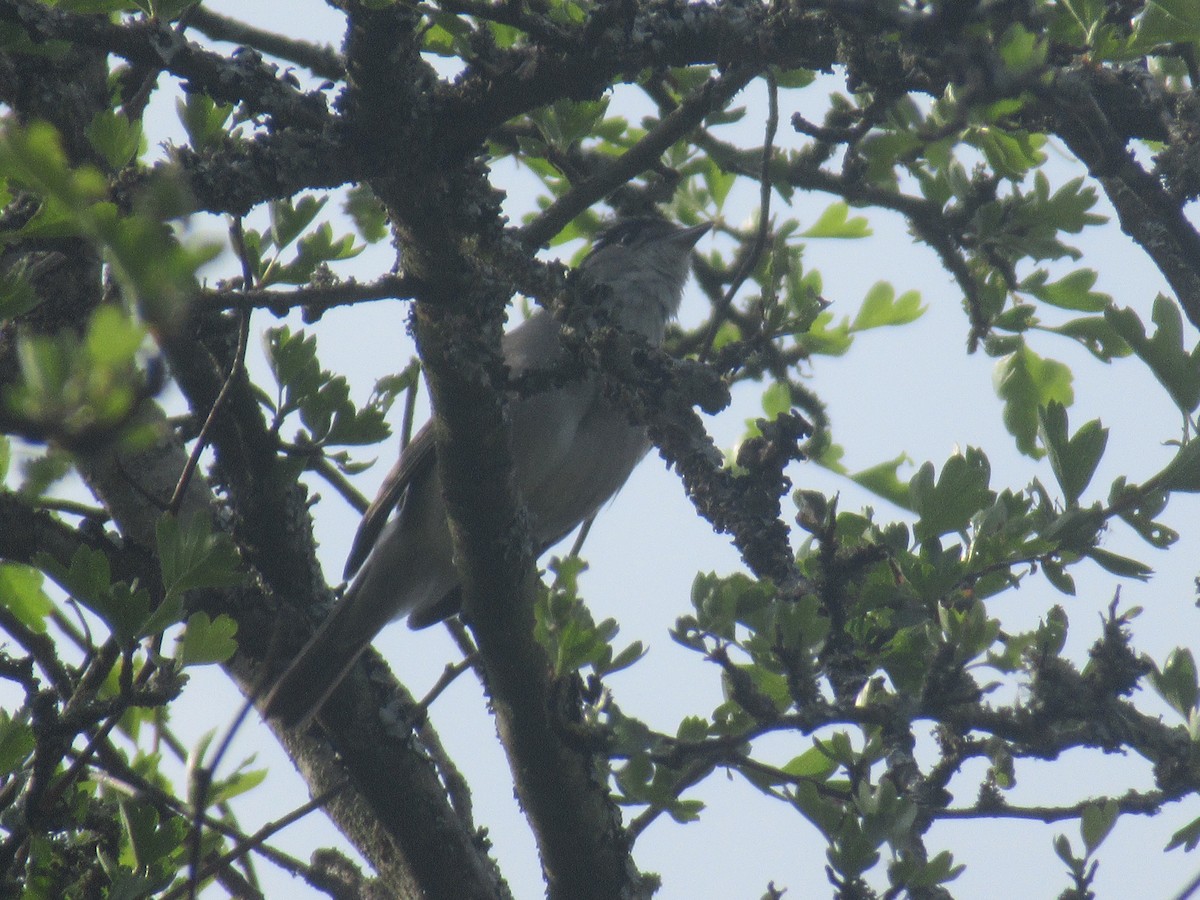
196,274,415,313
30,496,110,522
163,782,350,900
306,453,371,514
45,705,128,810
168,308,249,516
55,599,94,656
416,656,479,712
0,605,74,696
698,72,779,362
400,368,421,450
170,217,257,515
521,64,757,249
444,617,486,688
566,516,595,560
186,693,259,900
89,765,313,877
1174,866,1200,900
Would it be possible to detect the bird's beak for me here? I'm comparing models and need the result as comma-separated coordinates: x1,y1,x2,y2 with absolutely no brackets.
670,222,712,249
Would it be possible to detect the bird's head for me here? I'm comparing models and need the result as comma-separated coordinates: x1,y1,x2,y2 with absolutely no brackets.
578,218,711,341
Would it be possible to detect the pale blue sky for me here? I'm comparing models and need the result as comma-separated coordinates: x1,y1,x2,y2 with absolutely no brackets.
11,3,1200,897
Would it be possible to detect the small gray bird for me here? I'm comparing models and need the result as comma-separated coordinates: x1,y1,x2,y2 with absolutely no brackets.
263,218,711,726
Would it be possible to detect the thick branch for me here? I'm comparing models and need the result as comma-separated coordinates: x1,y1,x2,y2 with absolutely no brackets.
412,279,645,900
440,0,841,154
127,129,355,217
157,313,506,899
0,0,331,129
1045,69,1200,329
187,6,346,81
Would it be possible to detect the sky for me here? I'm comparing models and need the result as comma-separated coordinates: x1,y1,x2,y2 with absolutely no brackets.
10,2,1200,897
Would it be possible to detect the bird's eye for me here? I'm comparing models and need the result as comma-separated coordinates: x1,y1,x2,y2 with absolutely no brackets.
619,227,639,246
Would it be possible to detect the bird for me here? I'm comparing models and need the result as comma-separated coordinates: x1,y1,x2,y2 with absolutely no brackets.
262,217,711,727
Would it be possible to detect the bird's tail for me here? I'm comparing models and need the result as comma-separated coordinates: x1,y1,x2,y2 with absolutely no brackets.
260,595,374,730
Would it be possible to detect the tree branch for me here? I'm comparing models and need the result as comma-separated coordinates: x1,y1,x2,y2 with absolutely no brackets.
156,311,507,898
410,265,645,899
0,0,332,129
196,275,417,314
521,64,757,248
187,6,345,81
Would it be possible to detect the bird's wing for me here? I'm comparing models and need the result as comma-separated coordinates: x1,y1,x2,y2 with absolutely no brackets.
343,310,567,581
342,422,438,579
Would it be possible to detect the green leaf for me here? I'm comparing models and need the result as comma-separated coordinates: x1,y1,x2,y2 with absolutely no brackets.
881,626,935,693
1036,606,1069,656
1081,799,1119,854
0,563,53,632
774,68,816,89
1038,401,1108,505
1019,268,1110,312
344,184,389,243
994,345,1074,457
1167,814,1200,851
1131,0,1200,49
702,162,736,210
792,779,848,839
270,195,327,251
850,282,926,331
1053,832,1077,867
938,600,1001,661
1159,437,1200,492
206,757,268,805
0,265,39,318
156,515,244,602
604,640,646,675
997,23,1046,73
86,304,145,366
261,221,362,286
783,745,838,780
119,800,186,871
176,612,239,666
0,709,34,776
266,325,322,406
176,93,233,151
797,310,853,356
761,382,791,418
85,110,142,170
0,121,214,330
1051,0,1133,57
909,448,996,542
0,121,105,212
1042,316,1130,362
554,97,610,146
1111,481,1177,547
1041,558,1076,595
1152,648,1198,717
965,126,1045,180
893,849,966,888
4,303,149,440
848,454,913,510
800,202,871,239
1105,298,1200,413
20,447,73,498
993,304,1037,334
1085,547,1152,580
148,0,198,21
37,546,157,644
